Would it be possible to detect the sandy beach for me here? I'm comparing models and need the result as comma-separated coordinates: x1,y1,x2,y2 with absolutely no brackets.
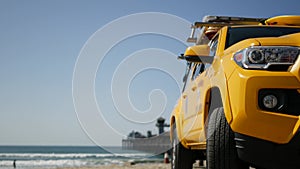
55,163,171,169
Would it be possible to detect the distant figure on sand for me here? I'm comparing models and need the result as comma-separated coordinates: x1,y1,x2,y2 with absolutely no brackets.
13,160,16,168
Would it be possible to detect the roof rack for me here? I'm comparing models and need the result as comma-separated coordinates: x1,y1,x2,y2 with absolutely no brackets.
187,16,267,43
202,16,266,24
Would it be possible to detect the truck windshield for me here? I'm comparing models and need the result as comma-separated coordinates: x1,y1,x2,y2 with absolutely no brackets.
226,27,300,49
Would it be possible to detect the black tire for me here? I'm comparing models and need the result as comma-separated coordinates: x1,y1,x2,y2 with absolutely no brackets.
171,125,194,169
206,107,248,169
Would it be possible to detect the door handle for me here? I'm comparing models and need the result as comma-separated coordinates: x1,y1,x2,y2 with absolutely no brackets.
192,86,197,91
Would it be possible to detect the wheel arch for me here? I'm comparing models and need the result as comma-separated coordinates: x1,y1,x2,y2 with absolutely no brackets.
170,116,176,141
170,115,186,147
204,86,233,127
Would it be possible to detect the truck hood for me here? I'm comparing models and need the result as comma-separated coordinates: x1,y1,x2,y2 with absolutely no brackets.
224,32,300,55
254,32,300,46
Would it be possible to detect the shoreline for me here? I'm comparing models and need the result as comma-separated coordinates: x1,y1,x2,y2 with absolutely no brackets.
54,163,171,169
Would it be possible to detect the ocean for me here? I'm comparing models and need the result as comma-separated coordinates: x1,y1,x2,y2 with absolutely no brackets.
0,146,162,169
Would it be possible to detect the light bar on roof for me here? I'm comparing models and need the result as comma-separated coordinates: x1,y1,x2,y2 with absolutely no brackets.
202,15,267,23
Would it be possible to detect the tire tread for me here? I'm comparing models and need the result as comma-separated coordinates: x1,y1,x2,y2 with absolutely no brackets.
206,107,248,169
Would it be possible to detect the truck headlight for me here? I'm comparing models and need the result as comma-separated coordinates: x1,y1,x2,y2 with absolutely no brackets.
234,46,299,70
248,49,264,64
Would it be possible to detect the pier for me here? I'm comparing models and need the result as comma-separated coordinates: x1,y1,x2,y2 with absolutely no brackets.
122,117,171,154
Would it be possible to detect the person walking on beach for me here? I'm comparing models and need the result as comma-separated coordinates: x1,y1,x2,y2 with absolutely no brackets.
13,160,16,168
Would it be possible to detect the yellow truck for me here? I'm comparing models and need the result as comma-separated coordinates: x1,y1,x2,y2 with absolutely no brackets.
170,15,300,169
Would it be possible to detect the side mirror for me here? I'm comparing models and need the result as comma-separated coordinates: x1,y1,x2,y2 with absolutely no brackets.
178,45,213,64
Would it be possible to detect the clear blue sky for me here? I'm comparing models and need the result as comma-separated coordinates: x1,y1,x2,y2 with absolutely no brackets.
0,0,299,146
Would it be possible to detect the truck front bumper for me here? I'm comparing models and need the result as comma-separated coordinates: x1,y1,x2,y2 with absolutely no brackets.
235,131,300,169
227,68,300,144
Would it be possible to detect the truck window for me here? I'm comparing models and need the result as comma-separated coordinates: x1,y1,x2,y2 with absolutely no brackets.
226,27,300,49
209,34,219,56
182,62,192,92
192,63,205,80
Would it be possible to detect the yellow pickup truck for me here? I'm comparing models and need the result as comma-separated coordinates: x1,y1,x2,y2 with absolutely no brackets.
170,15,300,169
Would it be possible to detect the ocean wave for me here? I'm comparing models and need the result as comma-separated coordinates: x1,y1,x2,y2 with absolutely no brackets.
0,152,151,159
0,147,161,168
0,159,99,168
0,158,162,168
0,157,161,168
